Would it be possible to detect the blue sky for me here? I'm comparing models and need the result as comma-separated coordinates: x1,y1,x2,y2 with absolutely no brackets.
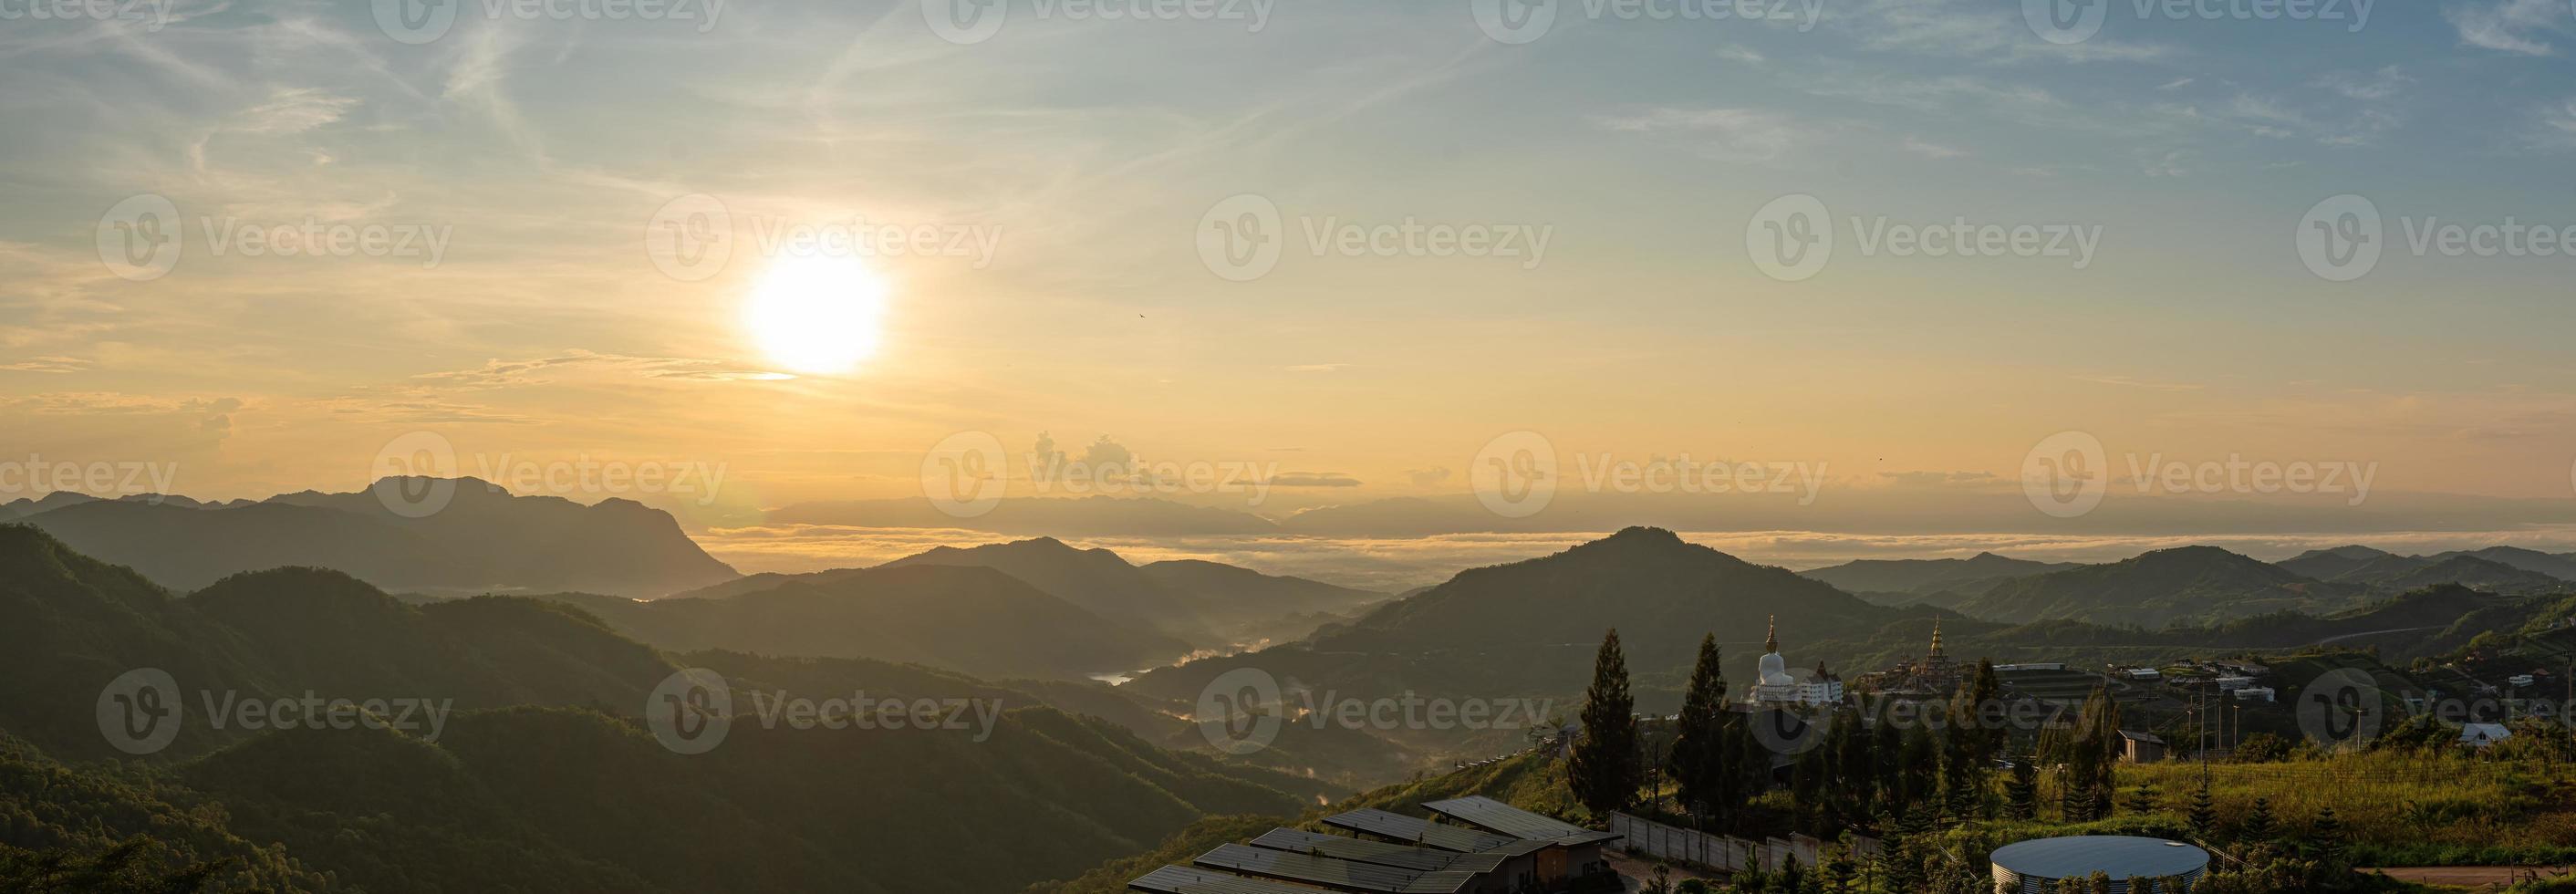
3,0,2575,542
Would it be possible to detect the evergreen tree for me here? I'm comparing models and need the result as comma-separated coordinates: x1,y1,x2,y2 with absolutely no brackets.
2310,806,2349,868
1667,633,1728,816
2124,783,2158,816
1880,839,1925,893
2187,785,2217,840
1897,723,1938,813
1740,849,1768,893
1777,853,1802,894
1833,709,1878,826
2239,796,2278,843
1642,863,1676,894
2005,752,2040,819
1569,629,1642,819
1824,843,1856,893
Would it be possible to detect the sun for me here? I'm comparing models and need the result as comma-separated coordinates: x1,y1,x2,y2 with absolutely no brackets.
743,254,889,376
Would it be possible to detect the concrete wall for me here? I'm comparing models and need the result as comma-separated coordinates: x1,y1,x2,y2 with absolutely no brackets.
1607,813,1880,874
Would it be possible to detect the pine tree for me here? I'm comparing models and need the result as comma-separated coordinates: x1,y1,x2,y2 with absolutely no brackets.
2311,806,2349,868
1778,853,1803,894
1667,633,1727,816
2006,753,2040,819
1833,709,1877,826
1740,848,1768,893
2187,785,2216,839
2124,783,2158,815
1880,839,1925,893
2240,796,2278,843
1824,844,1856,893
1568,629,1642,820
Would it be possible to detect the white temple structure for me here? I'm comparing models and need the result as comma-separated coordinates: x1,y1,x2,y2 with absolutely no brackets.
1745,615,1844,707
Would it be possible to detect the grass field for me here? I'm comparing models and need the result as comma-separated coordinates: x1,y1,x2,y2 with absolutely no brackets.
2104,751,2576,866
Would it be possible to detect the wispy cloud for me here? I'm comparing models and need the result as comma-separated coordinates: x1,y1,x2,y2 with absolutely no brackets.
1593,107,1814,161
2444,0,2561,55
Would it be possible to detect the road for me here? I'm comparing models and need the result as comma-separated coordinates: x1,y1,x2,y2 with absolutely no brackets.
2307,625,2444,647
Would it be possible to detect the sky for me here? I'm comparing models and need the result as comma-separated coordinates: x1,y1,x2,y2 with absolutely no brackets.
5,0,2576,577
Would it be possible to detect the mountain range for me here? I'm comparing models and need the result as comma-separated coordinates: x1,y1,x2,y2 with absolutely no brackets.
0,525,1334,893
1798,552,2082,606
4,478,738,598
670,536,1387,661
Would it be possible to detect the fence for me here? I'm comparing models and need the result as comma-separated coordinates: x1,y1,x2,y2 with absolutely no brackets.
1609,813,1879,874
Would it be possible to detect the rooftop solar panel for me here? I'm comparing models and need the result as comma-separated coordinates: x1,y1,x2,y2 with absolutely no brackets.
1128,865,1331,894
1320,808,1515,853
1194,843,1477,894
1249,827,1507,875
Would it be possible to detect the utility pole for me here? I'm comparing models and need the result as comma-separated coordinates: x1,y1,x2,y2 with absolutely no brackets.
2197,689,2209,790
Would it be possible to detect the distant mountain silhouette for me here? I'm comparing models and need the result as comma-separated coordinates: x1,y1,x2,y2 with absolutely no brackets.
9,477,738,597
766,495,1280,535
1135,558,1387,641
670,542,1385,651
2425,546,2576,582
2276,545,2404,579
881,537,1219,641
1953,545,2362,628
2333,554,2569,597
1798,552,2080,601
1130,527,1926,709
532,564,1195,680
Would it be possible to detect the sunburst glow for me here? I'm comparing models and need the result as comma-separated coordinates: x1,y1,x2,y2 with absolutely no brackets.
743,255,888,376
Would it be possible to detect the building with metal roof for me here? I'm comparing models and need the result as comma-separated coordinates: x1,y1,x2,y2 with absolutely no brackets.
1131,797,1624,894
1249,828,1508,875
1989,836,2208,893
1322,808,1516,853
1193,843,1479,894
1421,796,1620,846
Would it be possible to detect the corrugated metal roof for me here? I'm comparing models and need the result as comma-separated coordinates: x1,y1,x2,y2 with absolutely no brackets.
1194,843,1479,894
1129,865,1334,894
1249,828,1507,874
1419,795,1597,841
1321,808,1515,853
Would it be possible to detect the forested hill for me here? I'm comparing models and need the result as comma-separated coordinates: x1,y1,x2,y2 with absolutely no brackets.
0,525,1330,893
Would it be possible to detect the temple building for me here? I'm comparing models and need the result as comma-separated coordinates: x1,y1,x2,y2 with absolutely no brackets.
1744,616,1844,707
1852,620,1968,700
